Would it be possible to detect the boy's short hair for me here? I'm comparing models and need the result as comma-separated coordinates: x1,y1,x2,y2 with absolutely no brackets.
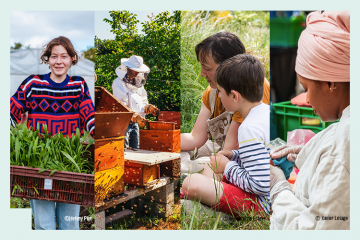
195,31,246,64
40,36,79,65
215,54,265,103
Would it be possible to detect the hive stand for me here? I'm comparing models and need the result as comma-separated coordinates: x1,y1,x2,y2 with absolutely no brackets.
95,149,180,230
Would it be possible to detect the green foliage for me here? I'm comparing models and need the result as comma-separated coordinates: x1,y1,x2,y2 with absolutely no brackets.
10,197,30,208
10,123,94,174
181,11,270,133
82,47,95,62
95,11,180,111
11,42,30,50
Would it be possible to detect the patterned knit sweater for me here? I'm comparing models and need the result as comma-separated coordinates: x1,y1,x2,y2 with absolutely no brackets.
10,73,95,137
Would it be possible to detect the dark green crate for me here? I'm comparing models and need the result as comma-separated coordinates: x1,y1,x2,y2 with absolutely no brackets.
270,17,305,48
273,101,338,141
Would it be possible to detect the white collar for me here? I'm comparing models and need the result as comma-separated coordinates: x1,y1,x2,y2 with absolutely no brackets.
340,105,350,122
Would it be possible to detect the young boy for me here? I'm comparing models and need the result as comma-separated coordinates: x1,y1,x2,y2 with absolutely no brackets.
182,54,270,216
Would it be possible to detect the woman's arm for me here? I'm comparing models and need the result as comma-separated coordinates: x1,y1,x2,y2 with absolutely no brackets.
112,78,128,107
10,78,31,127
79,79,95,137
271,158,350,230
181,102,212,151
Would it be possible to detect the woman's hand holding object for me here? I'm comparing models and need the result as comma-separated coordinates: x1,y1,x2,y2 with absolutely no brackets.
270,165,292,204
270,145,303,162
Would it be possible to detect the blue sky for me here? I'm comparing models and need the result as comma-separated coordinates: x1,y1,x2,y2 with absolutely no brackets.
10,11,94,52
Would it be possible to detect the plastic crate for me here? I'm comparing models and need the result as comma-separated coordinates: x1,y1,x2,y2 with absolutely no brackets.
10,165,94,207
272,101,338,141
270,17,305,47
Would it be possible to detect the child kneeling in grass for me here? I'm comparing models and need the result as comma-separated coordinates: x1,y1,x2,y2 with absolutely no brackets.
182,54,270,217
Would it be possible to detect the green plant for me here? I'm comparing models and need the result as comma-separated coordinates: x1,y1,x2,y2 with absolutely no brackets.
10,123,93,174
95,11,180,113
86,207,95,220
10,197,30,208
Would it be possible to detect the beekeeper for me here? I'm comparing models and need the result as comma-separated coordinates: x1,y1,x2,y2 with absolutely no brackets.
270,11,350,230
112,55,158,149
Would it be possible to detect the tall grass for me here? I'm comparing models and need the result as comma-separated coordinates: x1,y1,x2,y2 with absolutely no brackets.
181,11,270,133
181,199,270,230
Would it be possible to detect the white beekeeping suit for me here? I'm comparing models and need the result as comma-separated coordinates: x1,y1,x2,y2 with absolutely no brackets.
112,59,149,118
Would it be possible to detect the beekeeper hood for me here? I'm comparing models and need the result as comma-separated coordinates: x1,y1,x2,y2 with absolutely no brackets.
116,55,150,78
295,11,350,82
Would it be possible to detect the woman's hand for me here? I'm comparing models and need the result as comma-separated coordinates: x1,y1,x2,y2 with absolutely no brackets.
217,150,234,160
210,153,229,174
270,145,304,162
270,165,292,203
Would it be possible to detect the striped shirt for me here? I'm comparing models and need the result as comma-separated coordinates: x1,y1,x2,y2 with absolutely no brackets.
10,73,95,137
224,103,270,214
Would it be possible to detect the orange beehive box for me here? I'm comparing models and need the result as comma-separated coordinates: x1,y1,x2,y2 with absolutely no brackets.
95,137,124,172
95,86,133,139
95,166,124,203
158,111,181,129
139,122,180,153
124,161,160,187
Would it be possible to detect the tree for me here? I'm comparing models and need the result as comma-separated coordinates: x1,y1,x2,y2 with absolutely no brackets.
11,42,23,50
95,11,180,111
82,47,95,62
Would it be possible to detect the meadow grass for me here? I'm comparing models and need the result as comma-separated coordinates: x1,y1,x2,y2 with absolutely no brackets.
181,198,270,230
181,166,270,230
181,11,270,133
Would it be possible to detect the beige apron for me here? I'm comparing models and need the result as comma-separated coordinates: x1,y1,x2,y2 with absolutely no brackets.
181,89,233,174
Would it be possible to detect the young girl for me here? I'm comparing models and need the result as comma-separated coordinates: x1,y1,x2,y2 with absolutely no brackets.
10,36,95,230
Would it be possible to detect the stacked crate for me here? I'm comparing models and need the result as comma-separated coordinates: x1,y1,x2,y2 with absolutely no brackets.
94,87,133,203
139,121,180,153
124,121,181,187
158,111,181,130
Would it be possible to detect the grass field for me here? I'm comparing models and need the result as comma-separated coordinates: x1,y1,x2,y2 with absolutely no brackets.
181,11,270,133
181,198,269,230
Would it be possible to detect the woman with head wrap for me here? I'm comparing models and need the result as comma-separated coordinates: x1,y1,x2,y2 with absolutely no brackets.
270,11,350,230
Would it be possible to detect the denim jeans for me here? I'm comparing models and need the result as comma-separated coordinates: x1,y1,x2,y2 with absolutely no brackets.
30,199,80,230
124,122,139,149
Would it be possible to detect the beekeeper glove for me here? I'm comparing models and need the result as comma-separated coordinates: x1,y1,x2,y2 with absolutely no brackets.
270,145,303,162
270,165,292,204
144,104,160,116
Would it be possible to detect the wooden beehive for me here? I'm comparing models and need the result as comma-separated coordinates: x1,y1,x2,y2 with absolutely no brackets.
95,166,124,203
158,111,181,129
160,158,181,178
124,161,160,187
95,137,124,172
139,122,180,153
95,86,133,138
